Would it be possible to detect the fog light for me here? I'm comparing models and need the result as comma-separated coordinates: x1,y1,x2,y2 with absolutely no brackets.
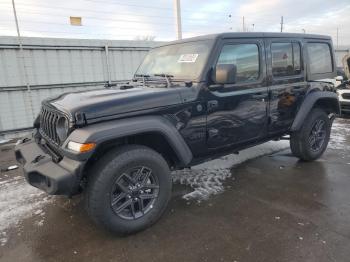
67,141,96,153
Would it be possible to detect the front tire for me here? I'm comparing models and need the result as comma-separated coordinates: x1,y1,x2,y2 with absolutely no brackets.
290,108,331,161
86,145,172,235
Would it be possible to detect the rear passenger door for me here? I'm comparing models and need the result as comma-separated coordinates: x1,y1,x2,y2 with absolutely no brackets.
266,39,308,135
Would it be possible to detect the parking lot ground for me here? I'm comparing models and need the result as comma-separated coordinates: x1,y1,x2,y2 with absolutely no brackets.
0,117,350,262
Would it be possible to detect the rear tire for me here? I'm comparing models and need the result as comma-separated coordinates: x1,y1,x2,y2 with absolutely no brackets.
85,145,172,235
290,108,331,161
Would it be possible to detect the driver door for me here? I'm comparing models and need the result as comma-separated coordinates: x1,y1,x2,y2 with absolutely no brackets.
206,39,268,150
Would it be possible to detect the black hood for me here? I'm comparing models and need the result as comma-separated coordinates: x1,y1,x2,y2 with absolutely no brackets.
44,86,192,123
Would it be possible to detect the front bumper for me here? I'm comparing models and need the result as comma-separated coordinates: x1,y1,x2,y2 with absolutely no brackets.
340,100,350,114
15,135,84,196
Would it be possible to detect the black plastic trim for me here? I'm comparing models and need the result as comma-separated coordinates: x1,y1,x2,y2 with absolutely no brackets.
61,116,193,166
290,91,340,131
15,137,83,196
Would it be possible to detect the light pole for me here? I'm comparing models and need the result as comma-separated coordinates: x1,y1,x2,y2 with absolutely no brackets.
173,0,182,40
280,16,284,32
11,0,30,91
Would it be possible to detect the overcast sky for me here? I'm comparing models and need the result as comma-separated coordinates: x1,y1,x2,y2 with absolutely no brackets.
0,0,349,45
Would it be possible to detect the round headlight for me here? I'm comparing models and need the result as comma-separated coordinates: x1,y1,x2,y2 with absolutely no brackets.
56,117,69,142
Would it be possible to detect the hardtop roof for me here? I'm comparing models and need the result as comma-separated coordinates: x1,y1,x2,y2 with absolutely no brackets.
161,32,331,46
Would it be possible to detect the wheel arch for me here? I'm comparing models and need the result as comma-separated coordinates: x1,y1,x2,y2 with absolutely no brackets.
64,116,193,169
290,91,340,132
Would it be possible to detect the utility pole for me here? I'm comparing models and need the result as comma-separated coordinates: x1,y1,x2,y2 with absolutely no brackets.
11,0,30,91
280,16,284,32
252,24,255,32
173,0,182,40
242,16,245,32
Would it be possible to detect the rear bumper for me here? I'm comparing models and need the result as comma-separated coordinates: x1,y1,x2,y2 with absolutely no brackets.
15,135,84,196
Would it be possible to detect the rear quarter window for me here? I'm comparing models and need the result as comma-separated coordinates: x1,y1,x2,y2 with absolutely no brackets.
307,43,333,74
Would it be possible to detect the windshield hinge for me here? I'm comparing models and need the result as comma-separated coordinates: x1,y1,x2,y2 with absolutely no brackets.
75,112,86,126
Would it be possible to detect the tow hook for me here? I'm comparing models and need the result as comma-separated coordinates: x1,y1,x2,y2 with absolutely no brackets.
16,137,30,145
32,155,45,164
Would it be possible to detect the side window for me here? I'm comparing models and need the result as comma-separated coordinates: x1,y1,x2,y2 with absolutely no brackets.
217,44,260,83
307,43,333,74
272,42,301,77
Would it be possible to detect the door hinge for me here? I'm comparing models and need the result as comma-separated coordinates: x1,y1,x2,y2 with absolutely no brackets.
207,100,218,111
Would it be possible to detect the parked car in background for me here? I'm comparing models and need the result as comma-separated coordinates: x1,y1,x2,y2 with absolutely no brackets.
337,85,350,114
336,55,350,114
337,67,348,81
15,33,339,235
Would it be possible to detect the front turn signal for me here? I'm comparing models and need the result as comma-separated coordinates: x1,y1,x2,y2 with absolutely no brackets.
67,141,96,153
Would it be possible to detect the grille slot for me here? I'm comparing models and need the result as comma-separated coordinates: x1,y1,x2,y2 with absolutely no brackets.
342,93,350,100
39,107,62,145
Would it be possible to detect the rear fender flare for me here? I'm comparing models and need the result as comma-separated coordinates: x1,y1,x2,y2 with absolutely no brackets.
290,91,340,131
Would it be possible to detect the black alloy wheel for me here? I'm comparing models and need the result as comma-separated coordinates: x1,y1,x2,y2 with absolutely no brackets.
111,166,159,220
308,119,327,152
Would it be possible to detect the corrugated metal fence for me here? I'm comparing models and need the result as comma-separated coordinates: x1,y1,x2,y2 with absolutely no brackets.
0,36,159,136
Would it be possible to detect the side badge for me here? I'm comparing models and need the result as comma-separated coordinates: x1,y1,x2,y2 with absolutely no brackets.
196,104,203,112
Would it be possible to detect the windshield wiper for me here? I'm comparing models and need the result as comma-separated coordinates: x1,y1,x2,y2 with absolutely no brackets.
134,74,150,86
153,74,174,87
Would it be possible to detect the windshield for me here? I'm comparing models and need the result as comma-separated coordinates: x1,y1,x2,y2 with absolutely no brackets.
135,40,214,80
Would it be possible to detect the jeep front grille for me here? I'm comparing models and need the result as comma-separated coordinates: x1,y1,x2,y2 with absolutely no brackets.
39,107,61,145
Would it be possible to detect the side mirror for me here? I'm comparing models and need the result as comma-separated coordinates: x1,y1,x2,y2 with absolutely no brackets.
336,75,344,82
214,64,237,84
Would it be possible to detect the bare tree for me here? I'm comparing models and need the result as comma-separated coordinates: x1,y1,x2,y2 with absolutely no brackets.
134,35,156,41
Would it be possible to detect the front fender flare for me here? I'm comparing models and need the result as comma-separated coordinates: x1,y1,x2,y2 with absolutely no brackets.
62,116,193,166
290,91,340,132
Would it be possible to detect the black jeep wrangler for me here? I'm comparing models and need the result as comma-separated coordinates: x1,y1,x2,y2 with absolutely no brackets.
15,33,340,234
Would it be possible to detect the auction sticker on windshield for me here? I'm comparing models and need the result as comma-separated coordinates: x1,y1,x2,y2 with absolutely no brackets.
178,54,199,63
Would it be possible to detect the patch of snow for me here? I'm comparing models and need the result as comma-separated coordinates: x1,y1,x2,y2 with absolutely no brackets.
34,209,43,215
0,139,10,144
0,232,7,246
34,220,44,227
172,140,289,200
329,120,350,151
0,176,52,243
